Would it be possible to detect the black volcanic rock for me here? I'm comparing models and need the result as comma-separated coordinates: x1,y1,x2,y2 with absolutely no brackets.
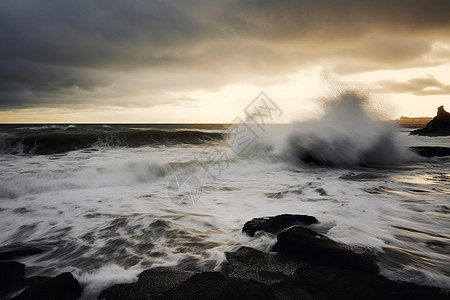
219,279,276,300
98,267,194,300
0,261,82,300
426,106,450,129
272,266,449,300
14,272,83,300
242,214,319,237
225,247,301,284
410,105,450,136
160,272,230,299
99,215,449,300
161,272,276,300
272,226,378,273
0,261,26,297
410,146,450,157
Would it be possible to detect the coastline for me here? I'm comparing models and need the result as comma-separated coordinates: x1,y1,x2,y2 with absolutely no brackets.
2,214,448,300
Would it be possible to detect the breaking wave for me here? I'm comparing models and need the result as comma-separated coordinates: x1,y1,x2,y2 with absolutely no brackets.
0,128,224,155
279,92,418,166
0,157,202,199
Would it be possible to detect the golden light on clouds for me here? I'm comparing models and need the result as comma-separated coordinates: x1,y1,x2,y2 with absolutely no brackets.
0,1,449,122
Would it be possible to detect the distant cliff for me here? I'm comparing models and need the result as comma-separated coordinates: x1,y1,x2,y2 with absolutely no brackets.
395,116,432,128
410,106,450,136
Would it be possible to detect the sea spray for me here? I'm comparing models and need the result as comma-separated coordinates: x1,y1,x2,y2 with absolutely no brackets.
279,91,417,166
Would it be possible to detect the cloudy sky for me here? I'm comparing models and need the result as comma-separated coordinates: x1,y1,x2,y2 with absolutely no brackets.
1,0,449,123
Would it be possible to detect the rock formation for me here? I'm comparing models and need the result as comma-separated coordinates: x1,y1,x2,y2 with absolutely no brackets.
410,105,450,136
98,214,449,300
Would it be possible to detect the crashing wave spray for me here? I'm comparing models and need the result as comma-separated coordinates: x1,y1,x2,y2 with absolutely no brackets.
280,91,417,166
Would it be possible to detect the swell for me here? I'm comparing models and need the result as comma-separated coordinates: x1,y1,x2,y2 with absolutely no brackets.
0,129,224,155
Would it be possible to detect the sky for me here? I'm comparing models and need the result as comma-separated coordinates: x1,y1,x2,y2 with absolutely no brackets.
1,0,450,123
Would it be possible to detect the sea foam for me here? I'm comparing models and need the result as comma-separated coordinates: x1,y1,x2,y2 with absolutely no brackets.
279,91,418,166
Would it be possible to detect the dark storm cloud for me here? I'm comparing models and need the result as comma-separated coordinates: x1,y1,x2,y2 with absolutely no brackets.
0,60,111,108
377,76,450,96
1,0,450,109
0,60,109,93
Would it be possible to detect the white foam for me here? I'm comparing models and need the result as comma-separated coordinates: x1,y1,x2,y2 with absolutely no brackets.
278,92,418,166
0,150,199,198
75,264,140,300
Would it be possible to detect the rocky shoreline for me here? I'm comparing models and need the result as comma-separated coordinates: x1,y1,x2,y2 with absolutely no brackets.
0,261,82,300
1,214,449,299
410,105,450,136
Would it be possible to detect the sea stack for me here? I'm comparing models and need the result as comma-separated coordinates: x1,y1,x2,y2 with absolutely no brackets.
410,105,450,136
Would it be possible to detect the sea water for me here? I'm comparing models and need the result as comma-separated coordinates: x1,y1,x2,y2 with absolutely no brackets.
0,94,449,299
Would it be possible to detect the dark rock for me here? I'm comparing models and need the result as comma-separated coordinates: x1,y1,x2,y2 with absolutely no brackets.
242,214,319,237
0,244,45,260
426,106,450,129
272,266,449,300
272,226,378,273
410,128,450,136
410,146,450,157
22,275,50,288
101,269,276,300
225,247,301,284
162,272,230,299
98,267,194,300
97,215,450,299
15,272,83,300
162,272,276,300
220,280,276,300
0,261,26,297
0,261,52,298
410,105,450,136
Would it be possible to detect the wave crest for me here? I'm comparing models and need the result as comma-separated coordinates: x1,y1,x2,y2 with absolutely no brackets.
0,129,224,155
280,92,417,166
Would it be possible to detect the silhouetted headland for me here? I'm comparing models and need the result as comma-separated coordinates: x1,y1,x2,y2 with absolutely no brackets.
410,106,450,136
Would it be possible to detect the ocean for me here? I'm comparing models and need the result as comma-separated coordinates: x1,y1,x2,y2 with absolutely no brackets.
1,96,449,299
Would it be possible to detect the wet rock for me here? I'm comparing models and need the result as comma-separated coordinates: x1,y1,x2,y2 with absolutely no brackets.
410,146,450,157
97,215,449,299
162,272,276,300
98,267,194,300
272,266,449,300
0,244,45,260
410,105,450,136
101,268,277,300
161,272,229,299
242,214,319,237
219,279,276,300
225,247,301,284
1,261,82,300
15,272,83,300
0,261,26,297
272,226,378,273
